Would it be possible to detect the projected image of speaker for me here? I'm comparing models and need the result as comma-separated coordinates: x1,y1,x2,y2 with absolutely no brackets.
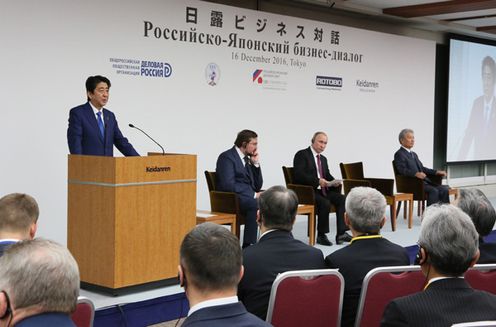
447,36,496,163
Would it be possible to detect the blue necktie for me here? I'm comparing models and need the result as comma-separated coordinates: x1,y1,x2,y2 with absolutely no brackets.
96,111,104,138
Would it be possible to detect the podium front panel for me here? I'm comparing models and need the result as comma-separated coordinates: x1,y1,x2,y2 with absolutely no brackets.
68,154,196,289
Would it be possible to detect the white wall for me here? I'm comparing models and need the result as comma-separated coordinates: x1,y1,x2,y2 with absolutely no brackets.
0,0,436,245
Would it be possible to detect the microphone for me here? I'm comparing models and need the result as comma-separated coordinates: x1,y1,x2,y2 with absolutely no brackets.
128,123,165,155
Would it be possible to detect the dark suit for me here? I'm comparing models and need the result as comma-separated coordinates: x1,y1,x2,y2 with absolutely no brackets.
216,146,263,245
293,147,346,235
478,240,496,264
182,302,271,327
381,278,496,327
0,240,17,257
459,96,496,161
325,236,410,327
67,102,139,156
238,230,326,319
394,147,449,206
16,313,76,327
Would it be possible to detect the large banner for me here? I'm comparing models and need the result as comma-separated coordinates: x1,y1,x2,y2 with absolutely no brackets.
1,0,436,244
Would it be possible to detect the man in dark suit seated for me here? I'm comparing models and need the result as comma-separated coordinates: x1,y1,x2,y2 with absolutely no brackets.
178,223,270,327
325,187,409,327
293,131,351,246
216,129,263,248
0,193,39,257
394,128,449,206
67,75,140,157
238,185,326,320
456,188,496,264
0,239,80,326
381,204,496,326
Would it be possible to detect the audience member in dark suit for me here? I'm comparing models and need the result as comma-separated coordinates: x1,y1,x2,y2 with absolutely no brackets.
456,188,496,264
179,223,270,327
67,75,140,157
459,56,496,161
293,131,351,246
325,187,409,327
381,204,496,327
0,239,80,326
216,130,263,247
238,186,326,319
0,193,39,257
394,128,449,206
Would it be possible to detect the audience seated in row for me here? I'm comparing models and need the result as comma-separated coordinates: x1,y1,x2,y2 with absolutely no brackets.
178,222,270,327
325,187,410,327
381,204,496,326
456,188,496,264
238,185,326,320
0,193,39,256
0,238,80,326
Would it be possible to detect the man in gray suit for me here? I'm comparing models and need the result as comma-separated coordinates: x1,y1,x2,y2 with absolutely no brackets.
381,204,496,326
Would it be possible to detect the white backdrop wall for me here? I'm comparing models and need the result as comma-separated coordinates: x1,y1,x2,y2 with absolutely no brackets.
0,0,436,245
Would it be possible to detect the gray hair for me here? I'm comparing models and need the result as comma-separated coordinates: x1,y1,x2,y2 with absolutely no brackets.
258,185,298,232
419,204,479,276
457,188,496,237
398,128,414,143
0,238,80,313
345,187,386,233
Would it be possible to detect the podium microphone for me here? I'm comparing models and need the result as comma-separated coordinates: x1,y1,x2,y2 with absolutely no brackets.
129,123,165,155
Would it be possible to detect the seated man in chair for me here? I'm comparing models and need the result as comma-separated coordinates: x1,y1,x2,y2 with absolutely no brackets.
394,128,449,206
325,187,409,327
381,204,496,326
216,130,263,248
293,131,351,245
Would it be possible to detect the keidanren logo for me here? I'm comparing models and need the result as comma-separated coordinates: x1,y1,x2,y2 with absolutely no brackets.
356,79,379,92
146,166,171,173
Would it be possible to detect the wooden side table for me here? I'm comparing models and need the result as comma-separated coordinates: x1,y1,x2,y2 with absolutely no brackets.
385,193,413,231
196,210,236,234
449,188,459,201
297,204,316,246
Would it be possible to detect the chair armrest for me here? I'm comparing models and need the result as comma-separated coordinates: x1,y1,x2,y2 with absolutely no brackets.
209,191,239,214
365,178,394,196
343,179,371,195
287,184,315,205
395,175,424,200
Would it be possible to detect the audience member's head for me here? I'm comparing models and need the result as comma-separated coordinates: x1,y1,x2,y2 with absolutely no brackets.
0,239,80,325
417,204,479,277
179,223,242,304
0,193,39,240
258,185,298,233
456,188,496,238
345,187,386,235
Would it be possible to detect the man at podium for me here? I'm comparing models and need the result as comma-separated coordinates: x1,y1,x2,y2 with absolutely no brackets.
67,75,139,156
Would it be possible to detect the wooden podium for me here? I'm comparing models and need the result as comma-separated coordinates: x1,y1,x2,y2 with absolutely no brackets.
67,153,196,293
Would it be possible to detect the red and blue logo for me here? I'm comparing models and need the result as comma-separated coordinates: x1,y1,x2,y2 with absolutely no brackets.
252,69,263,84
